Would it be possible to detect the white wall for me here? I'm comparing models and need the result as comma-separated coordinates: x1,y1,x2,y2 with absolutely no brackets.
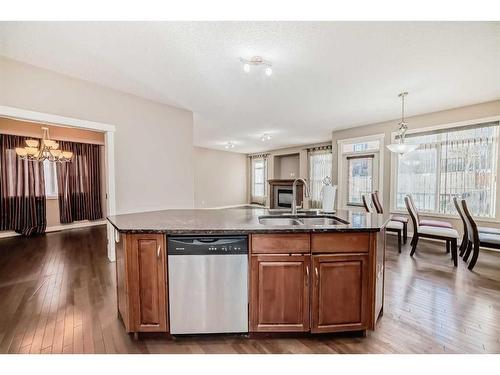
0,56,194,214
194,146,247,208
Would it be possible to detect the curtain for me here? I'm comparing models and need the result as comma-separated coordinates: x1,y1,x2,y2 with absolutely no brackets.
57,141,103,223
250,154,268,205
0,134,47,236
308,147,333,208
396,121,499,217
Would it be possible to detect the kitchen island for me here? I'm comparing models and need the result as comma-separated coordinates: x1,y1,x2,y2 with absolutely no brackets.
107,207,388,338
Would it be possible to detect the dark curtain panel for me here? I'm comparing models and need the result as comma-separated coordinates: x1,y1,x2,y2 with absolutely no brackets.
57,141,103,224
0,134,47,236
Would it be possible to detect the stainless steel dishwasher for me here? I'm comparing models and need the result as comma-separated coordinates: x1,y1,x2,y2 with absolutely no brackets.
167,236,248,334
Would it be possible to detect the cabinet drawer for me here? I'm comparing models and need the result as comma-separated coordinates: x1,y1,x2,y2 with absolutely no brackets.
251,233,310,254
311,232,370,253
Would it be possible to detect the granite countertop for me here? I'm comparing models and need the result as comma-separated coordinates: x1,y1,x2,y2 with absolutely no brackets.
107,206,389,235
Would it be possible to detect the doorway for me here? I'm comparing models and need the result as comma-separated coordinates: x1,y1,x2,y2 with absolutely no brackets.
336,134,385,211
0,105,116,261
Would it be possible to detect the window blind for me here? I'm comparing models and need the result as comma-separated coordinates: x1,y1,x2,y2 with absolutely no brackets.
308,148,333,209
250,156,268,205
395,121,499,218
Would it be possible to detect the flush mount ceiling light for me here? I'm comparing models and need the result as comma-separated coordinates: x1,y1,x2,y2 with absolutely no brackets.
224,142,235,149
15,126,73,162
240,56,273,76
261,133,271,141
386,92,419,155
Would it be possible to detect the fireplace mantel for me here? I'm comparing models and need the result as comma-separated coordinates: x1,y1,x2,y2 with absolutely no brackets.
268,179,304,209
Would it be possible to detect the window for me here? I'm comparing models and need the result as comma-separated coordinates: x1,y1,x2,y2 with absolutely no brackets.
395,121,499,218
251,157,267,205
342,140,380,154
43,159,58,198
308,148,333,208
347,155,373,205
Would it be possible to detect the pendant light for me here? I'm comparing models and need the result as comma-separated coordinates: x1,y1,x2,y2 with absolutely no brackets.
15,126,73,162
386,92,418,155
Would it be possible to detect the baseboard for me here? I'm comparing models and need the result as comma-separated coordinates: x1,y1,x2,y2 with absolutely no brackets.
0,220,107,239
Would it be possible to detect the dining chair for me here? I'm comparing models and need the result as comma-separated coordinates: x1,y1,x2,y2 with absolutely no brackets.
460,199,500,271
363,193,403,253
371,191,407,244
404,195,459,266
407,194,453,229
452,196,470,257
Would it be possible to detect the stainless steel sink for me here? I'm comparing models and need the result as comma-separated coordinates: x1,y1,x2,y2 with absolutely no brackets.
300,217,340,225
258,217,303,226
258,215,346,226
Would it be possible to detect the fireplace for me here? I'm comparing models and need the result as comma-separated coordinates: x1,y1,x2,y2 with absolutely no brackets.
268,179,304,209
277,188,293,208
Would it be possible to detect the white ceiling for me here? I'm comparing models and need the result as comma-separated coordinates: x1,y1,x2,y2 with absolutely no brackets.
1,21,500,153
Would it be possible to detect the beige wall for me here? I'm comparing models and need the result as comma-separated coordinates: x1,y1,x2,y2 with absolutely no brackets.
331,99,500,233
0,117,105,144
0,56,195,214
275,154,300,179
193,146,247,208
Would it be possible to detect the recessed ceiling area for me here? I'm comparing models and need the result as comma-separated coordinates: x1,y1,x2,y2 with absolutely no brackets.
1,21,499,153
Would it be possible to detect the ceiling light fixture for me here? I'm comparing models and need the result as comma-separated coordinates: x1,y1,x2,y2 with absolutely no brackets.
240,56,273,77
225,142,235,149
15,126,73,162
261,133,271,141
386,92,419,155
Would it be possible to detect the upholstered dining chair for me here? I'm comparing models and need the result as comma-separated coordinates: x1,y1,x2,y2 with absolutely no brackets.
460,199,500,271
407,194,453,229
371,191,407,244
363,194,403,253
404,195,460,266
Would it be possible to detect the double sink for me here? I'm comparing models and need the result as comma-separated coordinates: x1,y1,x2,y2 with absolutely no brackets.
258,210,349,226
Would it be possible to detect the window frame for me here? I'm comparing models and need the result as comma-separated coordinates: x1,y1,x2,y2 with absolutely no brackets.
390,116,500,223
337,134,385,210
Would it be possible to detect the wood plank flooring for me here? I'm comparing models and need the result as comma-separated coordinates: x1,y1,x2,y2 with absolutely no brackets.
1,226,500,353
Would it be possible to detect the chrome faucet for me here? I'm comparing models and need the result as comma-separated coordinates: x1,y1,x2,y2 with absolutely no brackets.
291,178,310,215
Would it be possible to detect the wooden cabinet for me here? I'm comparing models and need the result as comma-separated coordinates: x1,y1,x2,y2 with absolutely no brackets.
115,232,168,333
311,254,369,333
249,232,379,335
115,229,131,331
250,254,310,332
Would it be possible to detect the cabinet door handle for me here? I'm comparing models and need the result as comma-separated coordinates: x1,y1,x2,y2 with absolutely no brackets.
114,229,120,243
315,267,319,286
157,246,161,259
305,265,309,285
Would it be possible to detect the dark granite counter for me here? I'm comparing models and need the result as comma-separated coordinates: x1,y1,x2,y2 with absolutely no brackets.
107,206,389,235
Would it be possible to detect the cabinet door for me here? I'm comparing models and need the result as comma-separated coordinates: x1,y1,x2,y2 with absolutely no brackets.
250,255,310,332
115,230,132,331
130,234,168,332
311,254,368,333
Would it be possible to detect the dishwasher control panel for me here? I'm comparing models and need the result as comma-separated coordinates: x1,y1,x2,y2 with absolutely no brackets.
168,236,248,255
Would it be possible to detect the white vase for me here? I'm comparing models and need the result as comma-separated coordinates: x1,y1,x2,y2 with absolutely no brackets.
321,185,337,212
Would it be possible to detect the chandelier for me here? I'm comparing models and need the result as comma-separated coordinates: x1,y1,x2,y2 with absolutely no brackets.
386,92,419,155
15,127,73,162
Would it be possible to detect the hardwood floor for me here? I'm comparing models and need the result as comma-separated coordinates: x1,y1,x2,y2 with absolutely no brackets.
1,226,500,354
